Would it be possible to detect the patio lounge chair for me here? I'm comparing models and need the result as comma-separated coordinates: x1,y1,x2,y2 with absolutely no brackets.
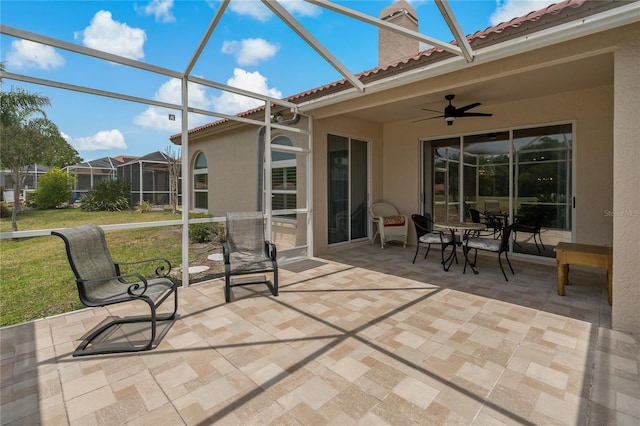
223,212,278,303
463,223,516,281
411,213,456,269
370,202,408,249
52,224,178,356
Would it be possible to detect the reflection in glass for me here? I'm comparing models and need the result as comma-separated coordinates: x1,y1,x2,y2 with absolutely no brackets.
425,125,572,257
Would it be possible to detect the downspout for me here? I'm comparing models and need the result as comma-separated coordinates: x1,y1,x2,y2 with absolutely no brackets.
256,112,300,212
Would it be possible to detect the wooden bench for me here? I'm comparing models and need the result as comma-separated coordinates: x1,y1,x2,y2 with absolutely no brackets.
553,242,613,305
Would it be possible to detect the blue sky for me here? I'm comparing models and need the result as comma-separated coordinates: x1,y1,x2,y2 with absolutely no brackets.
1,0,554,161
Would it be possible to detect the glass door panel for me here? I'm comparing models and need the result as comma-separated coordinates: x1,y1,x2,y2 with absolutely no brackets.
328,135,369,244
513,124,572,255
350,139,368,240
328,135,349,244
431,138,460,223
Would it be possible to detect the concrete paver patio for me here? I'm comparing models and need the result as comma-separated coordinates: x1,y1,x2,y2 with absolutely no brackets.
1,242,638,425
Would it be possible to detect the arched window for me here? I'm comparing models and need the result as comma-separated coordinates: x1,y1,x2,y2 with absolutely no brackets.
193,152,208,210
271,136,296,217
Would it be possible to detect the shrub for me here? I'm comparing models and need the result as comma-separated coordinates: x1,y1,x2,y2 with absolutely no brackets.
80,180,131,211
188,213,225,243
0,202,10,218
34,168,76,209
135,200,152,213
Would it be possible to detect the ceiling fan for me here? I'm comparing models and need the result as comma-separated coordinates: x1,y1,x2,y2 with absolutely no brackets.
414,94,493,126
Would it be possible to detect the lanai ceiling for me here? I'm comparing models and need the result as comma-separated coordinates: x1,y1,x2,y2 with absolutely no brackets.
319,53,614,125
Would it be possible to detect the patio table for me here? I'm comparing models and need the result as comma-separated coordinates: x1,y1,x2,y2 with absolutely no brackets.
435,221,487,271
553,242,613,305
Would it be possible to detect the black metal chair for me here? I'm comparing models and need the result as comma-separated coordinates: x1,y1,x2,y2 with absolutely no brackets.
470,208,502,239
514,212,545,252
463,223,515,281
52,224,178,356
223,212,278,303
411,213,456,270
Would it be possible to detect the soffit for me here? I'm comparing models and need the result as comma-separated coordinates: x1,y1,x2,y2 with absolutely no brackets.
328,52,613,125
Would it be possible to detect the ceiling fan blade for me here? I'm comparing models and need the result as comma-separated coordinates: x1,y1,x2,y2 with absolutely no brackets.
455,102,481,114
421,108,443,114
412,115,444,123
459,112,493,117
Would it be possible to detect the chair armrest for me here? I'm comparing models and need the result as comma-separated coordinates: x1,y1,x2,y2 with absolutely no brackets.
117,258,172,277
265,241,277,260
79,273,149,296
223,242,230,263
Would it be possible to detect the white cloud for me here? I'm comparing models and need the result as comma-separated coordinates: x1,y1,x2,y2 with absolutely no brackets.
490,0,554,26
279,0,322,18
133,69,282,129
68,129,128,151
225,0,321,22
211,68,282,115
5,40,65,70
75,10,146,60
227,0,271,22
132,78,211,132
137,0,175,23
221,38,279,66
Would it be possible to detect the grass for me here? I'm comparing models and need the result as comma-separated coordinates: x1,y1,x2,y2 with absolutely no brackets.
0,208,186,327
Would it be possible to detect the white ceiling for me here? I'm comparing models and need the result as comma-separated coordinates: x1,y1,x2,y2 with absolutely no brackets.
345,53,614,125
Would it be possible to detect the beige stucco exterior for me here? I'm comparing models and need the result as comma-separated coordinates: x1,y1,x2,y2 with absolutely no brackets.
181,20,638,333
612,24,640,334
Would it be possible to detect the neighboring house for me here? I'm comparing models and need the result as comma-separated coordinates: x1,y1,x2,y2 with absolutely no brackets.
1,164,49,202
171,0,639,333
65,157,124,201
65,152,181,207
117,151,182,208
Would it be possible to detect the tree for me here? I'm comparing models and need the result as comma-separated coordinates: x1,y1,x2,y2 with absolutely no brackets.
43,134,83,169
165,146,181,214
1,63,80,230
34,167,76,209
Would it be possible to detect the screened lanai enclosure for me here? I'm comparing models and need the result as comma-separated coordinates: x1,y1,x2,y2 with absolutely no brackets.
117,151,182,208
65,157,120,202
423,123,572,257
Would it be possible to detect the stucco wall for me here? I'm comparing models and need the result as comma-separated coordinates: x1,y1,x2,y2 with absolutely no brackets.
380,86,614,248
612,24,640,334
186,117,310,218
189,127,260,216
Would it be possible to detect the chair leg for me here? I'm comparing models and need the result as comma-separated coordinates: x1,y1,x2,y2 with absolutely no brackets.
498,252,508,281
463,246,479,275
224,265,232,303
412,243,420,263
73,289,178,357
498,251,515,281
272,264,279,296
441,242,457,271
534,232,545,252
424,244,431,260
505,251,515,275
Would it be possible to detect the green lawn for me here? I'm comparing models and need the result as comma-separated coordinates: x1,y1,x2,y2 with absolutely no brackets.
0,209,185,327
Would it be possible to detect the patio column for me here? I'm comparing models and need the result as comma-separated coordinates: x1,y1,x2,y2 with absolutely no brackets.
611,25,640,334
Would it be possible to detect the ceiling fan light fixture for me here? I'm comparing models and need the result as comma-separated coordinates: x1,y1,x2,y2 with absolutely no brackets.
446,116,455,125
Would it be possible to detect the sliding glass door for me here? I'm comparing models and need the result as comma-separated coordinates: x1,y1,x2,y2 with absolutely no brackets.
423,124,573,257
328,135,369,245
512,125,572,255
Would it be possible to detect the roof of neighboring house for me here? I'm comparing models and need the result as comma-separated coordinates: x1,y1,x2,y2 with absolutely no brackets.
170,0,625,142
118,151,170,166
67,157,123,171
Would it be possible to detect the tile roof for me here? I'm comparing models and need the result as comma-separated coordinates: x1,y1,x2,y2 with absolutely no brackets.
170,0,618,141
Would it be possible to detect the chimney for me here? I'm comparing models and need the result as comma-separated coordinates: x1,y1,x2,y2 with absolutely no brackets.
378,0,419,67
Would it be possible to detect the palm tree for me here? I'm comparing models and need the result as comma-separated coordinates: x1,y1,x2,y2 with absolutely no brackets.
1,63,58,231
